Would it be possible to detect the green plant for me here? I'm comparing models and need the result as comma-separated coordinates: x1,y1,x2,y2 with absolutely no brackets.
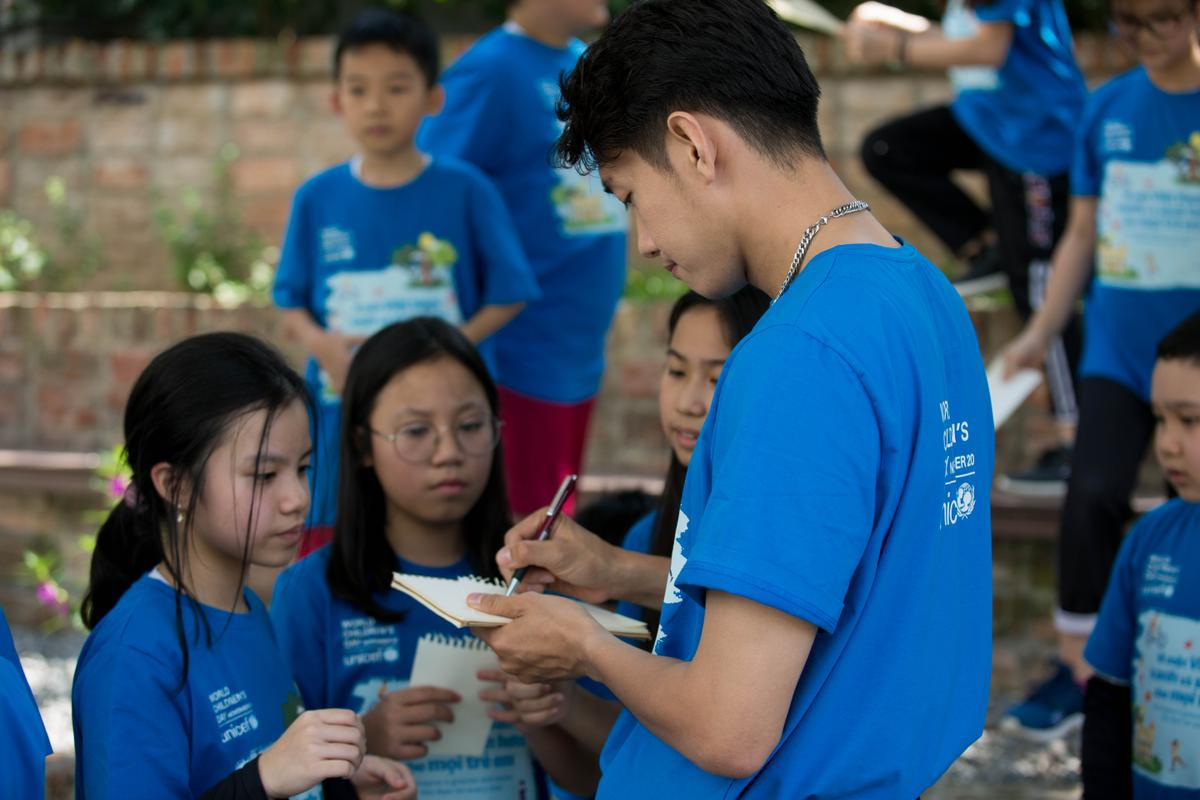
0,177,107,291
153,143,277,306
624,263,688,303
18,445,128,632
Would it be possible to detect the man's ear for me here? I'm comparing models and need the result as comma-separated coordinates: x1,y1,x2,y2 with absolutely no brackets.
664,111,717,183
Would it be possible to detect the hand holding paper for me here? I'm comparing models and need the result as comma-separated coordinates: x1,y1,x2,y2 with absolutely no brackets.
987,356,1044,429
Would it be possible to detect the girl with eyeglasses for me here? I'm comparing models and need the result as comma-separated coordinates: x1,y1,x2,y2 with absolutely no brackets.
270,317,549,799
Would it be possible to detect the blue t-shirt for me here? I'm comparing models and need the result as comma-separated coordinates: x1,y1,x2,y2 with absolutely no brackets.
598,242,995,798
419,26,628,403
1,608,51,800
946,0,1085,175
273,157,539,528
1086,499,1200,797
270,546,543,799
615,511,657,625
72,575,321,800
1072,68,1200,402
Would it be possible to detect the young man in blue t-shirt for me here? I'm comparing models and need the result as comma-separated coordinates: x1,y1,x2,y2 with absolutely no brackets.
1002,0,1200,740
273,10,540,542
465,1,994,796
418,0,627,517
1083,311,1200,798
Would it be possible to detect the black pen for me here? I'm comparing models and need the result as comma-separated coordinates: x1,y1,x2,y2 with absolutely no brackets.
504,473,578,596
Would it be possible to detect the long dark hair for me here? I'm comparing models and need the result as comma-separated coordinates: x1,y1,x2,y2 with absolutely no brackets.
327,318,510,622
645,287,769,636
81,332,309,683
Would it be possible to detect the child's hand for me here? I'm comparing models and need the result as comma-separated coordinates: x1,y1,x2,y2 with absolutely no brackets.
313,331,366,394
258,708,366,797
351,754,418,800
479,669,573,729
1002,325,1050,379
362,685,461,761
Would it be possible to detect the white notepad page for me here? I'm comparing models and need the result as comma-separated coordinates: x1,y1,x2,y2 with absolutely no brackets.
407,633,499,757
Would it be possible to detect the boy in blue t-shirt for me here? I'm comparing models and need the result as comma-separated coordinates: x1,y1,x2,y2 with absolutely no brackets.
1002,0,1200,740
418,0,627,517
274,10,540,539
1083,311,1200,798
464,1,994,796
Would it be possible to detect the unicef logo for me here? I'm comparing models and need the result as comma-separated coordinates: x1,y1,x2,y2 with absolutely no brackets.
248,715,258,730
383,647,399,663
955,483,977,518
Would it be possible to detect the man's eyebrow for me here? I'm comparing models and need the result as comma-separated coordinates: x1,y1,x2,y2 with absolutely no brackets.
601,180,614,195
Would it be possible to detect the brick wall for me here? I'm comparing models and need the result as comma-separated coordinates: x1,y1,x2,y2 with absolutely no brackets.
0,33,1132,288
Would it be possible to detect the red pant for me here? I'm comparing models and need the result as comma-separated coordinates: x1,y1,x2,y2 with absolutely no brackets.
499,386,595,517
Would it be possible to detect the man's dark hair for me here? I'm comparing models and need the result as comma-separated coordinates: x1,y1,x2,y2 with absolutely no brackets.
334,8,440,87
555,0,824,173
1158,311,1200,367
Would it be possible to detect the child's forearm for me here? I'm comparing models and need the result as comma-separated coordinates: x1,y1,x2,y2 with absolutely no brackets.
1028,197,1098,342
280,308,328,353
905,21,1012,70
520,725,602,796
1081,675,1133,799
559,689,622,755
460,303,526,344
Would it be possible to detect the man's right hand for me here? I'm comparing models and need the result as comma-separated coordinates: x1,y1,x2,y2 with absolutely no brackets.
312,331,366,394
499,512,618,604
362,685,461,761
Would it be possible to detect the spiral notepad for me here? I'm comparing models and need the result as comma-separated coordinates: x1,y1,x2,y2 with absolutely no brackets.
390,573,652,640
407,633,500,757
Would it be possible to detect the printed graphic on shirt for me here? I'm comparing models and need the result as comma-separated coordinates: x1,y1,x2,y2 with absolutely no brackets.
1096,133,1200,291
654,509,690,653
321,226,356,264
940,399,978,529
319,232,463,403
341,617,402,669
944,0,999,92
540,81,627,237
349,674,537,798
1131,609,1200,790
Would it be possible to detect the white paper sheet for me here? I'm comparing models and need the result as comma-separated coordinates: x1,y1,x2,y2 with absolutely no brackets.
987,356,1043,430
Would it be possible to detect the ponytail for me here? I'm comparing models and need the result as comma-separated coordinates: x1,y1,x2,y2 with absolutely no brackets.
80,482,165,630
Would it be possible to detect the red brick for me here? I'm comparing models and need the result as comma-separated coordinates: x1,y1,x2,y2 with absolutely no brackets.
211,40,257,79
92,159,149,190
619,360,661,399
110,351,153,386
234,120,298,154
242,192,292,236
0,351,24,382
159,42,197,79
298,38,335,77
0,160,10,204
231,157,299,192
18,119,83,156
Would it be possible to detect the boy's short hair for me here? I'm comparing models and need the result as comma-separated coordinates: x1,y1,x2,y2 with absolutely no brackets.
555,0,824,174
334,8,440,87
1157,311,1200,366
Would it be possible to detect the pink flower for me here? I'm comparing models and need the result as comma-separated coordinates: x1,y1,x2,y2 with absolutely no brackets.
108,475,129,501
35,581,69,617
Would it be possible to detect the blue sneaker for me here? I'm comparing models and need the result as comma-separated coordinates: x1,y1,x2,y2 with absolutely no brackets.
1001,662,1085,741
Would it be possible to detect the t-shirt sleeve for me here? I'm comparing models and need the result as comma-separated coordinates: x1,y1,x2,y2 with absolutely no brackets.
1084,525,1140,684
269,563,328,709
973,0,1033,24
0,660,50,800
1070,92,1104,198
74,644,194,799
419,58,511,172
467,171,541,309
273,186,314,312
677,327,880,633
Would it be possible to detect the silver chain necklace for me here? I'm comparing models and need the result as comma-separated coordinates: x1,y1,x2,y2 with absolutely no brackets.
773,200,872,304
